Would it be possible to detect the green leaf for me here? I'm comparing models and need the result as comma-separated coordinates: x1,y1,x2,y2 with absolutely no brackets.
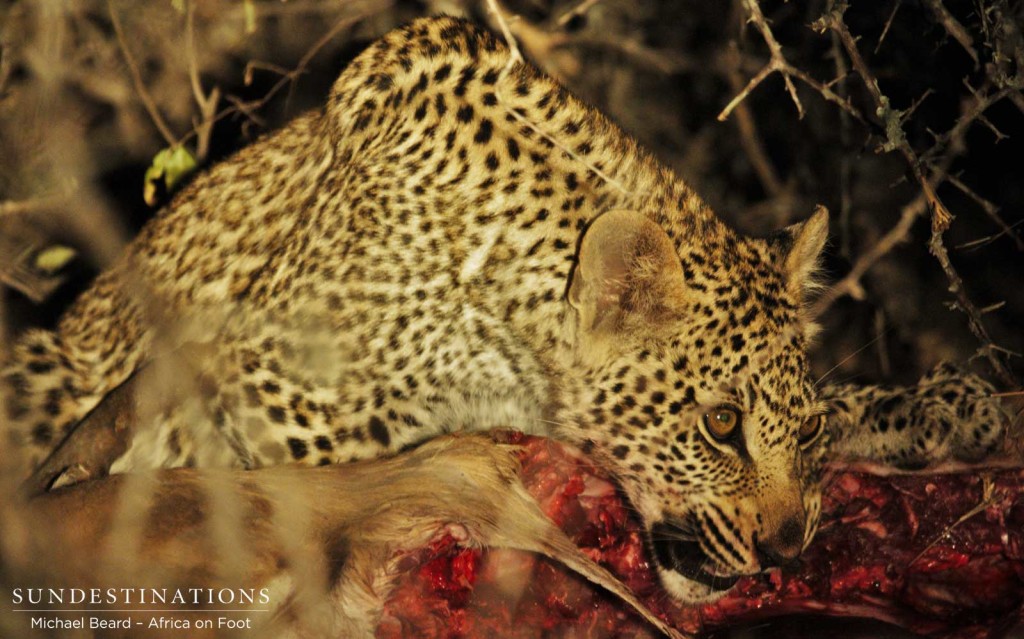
34,245,77,274
144,145,197,206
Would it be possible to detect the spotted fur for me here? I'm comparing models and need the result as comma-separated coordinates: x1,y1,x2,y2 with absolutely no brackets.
822,362,1005,468
1,17,1005,603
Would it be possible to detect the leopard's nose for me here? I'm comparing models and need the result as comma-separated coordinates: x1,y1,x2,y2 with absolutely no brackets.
755,515,804,568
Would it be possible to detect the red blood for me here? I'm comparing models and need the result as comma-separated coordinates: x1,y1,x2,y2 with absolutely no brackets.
378,437,1024,638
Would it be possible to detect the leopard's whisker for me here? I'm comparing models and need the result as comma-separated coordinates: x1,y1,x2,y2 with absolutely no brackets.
815,330,891,387
531,417,575,430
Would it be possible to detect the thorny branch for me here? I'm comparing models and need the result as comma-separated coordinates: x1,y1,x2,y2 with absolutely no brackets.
811,1,1019,387
704,0,1022,385
814,4,955,233
718,0,866,124
734,0,804,119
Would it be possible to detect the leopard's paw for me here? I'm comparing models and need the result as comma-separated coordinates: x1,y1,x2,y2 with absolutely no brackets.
915,363,1006,463
822,363,1008,468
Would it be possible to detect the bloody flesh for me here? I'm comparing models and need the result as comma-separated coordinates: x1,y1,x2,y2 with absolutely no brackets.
377,436,1024,638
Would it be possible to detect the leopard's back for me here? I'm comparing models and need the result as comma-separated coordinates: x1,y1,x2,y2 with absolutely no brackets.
3,17,709,470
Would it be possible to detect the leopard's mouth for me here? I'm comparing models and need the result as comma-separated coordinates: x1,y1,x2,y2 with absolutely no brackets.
649,522,742,591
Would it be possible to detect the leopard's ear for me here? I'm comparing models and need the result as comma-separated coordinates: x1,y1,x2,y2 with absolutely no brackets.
568,209,686,331
778,206,829,299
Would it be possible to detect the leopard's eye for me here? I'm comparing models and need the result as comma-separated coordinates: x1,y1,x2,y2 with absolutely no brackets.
703,406,741,440
798,414,824,447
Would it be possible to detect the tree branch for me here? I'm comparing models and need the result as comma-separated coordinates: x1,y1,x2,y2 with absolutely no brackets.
107,0,177,148
812,1,1018,387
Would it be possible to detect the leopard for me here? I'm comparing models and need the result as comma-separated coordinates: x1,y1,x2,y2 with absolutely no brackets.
1,16,1007,604
825,361,1005,469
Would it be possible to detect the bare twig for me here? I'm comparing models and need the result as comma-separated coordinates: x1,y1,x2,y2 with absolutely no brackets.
185,0,221,162
991,390,1024,398
107,0,177,147
741,0,803,118
786,64,867,123
980,301,1007,314
0,33,12,97
927,229,1017,386
922,84,1014,164
874,0,902,53
830,24,854,257
719,62,775,122
901,88,934,121
945,173,1024,251
956,219,1024,251
174,7,374,149
922,0,979,65
486,0,524,64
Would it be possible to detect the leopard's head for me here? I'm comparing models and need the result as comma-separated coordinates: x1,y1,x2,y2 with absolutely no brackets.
562,208,830,603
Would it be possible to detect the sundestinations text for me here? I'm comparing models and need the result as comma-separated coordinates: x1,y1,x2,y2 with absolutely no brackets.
12,588,270,606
